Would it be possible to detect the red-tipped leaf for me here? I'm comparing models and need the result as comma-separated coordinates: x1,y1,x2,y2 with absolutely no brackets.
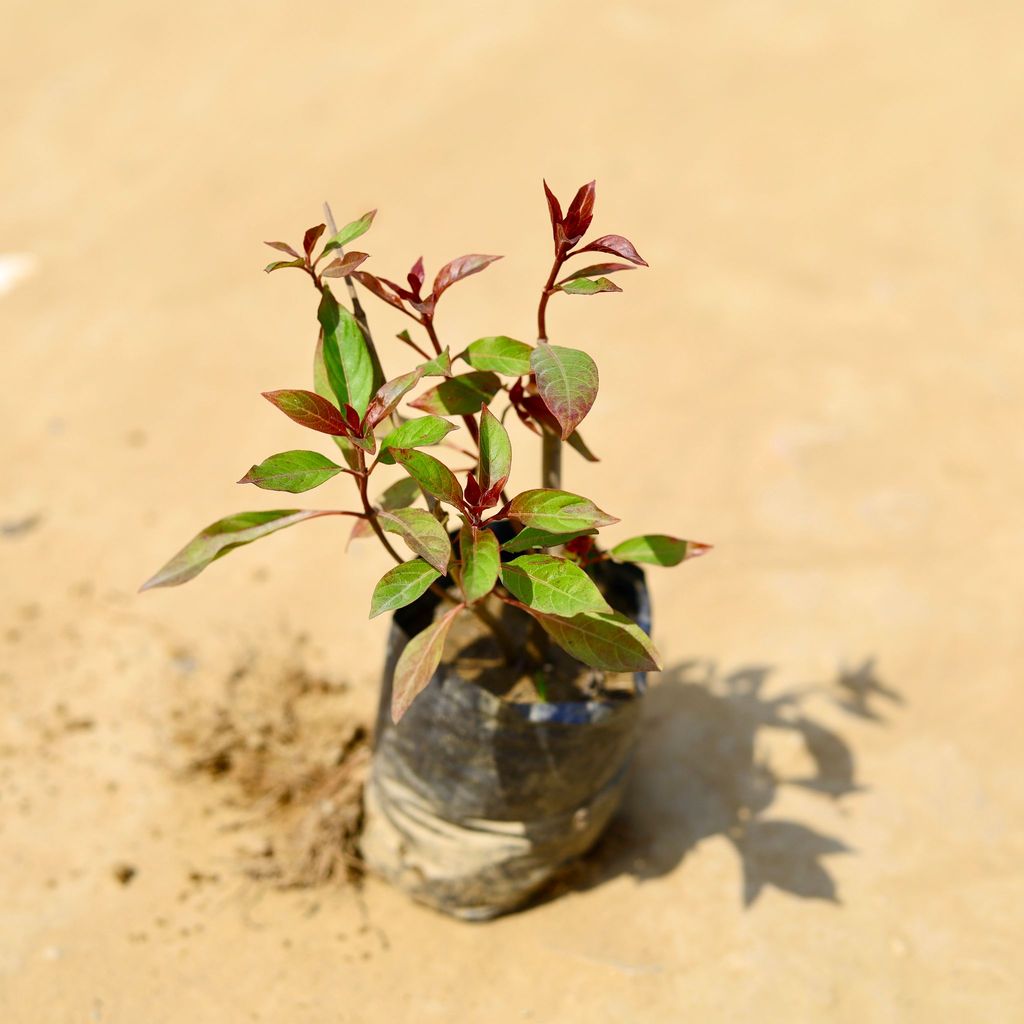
321,252,370,278
377,508,452,572
577,234,648,266
610,536,713,567
530,344,599,439
432,254,502,300
303,224,326,257
141,510,343,590
262,389,352,436
390,448,465,509
562,180,596,244
391,603,464,723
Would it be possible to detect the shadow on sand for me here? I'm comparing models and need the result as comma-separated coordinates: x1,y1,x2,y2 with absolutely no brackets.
559,657,903,906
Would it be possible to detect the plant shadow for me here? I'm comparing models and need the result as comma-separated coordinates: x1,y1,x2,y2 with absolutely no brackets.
555,657,903,907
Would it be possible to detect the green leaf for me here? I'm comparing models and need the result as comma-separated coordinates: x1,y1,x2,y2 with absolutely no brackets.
501,526,598,553
458,524,500,604
500,554,610,616
313,336,360,470
378,416,458,465
478,405,511,495
391,602,463,723
375,476,423,511
239,450,345,493
419,347,452,377
462,336,532,376
558,277,622,295
530,344,599,439
320,209,376,256
408,371,502,416
370,559,441,619
610,535,712,567
567,429,599,462
526,609,661,673
317,287,374,418
264,258,305,274
377,508,452,573
506,489,617,532
141,510,334,590
389,449,464,509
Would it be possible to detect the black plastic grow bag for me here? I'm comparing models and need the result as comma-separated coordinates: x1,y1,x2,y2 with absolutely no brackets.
361,561,650,920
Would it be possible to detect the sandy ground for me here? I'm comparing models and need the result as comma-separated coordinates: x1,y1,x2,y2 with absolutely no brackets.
3,1,1024,1020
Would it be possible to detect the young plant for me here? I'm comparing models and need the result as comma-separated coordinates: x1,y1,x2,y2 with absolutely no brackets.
143,183,710,722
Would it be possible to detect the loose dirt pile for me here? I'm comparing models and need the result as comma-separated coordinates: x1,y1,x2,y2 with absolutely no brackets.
173,645,370,888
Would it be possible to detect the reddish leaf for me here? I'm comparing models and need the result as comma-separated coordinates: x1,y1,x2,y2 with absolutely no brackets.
378,274,417,301
432,254,502,301
264,240,301,259
562,180,596,244
303,224,326,257
321,252,370,278
391,603,464,723
543,179,564,246
262,389,351,436
408,256,425,293
558,262,635,284
352,271,408,313
464,471,481,508
342,404,362,432
514,385,598,460
364,367,424,429
530,344,599,439
577,234,648,266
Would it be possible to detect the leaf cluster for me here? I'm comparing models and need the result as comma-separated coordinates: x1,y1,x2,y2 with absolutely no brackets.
144,182,711,722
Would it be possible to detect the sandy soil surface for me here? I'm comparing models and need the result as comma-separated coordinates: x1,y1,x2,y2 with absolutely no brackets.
3,2,1023,1020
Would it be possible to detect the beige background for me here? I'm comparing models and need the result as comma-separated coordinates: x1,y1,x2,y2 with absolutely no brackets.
2,1,1023,1020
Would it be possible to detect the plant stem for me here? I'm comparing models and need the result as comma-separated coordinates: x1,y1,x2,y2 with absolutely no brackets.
422,316,480,446
354,451,404,565
537,246,567,490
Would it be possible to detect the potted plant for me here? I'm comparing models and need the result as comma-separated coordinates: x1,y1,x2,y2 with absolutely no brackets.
143,180,709,919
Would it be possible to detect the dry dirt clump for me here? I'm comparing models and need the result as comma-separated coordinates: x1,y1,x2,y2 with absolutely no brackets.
172,646,371,888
